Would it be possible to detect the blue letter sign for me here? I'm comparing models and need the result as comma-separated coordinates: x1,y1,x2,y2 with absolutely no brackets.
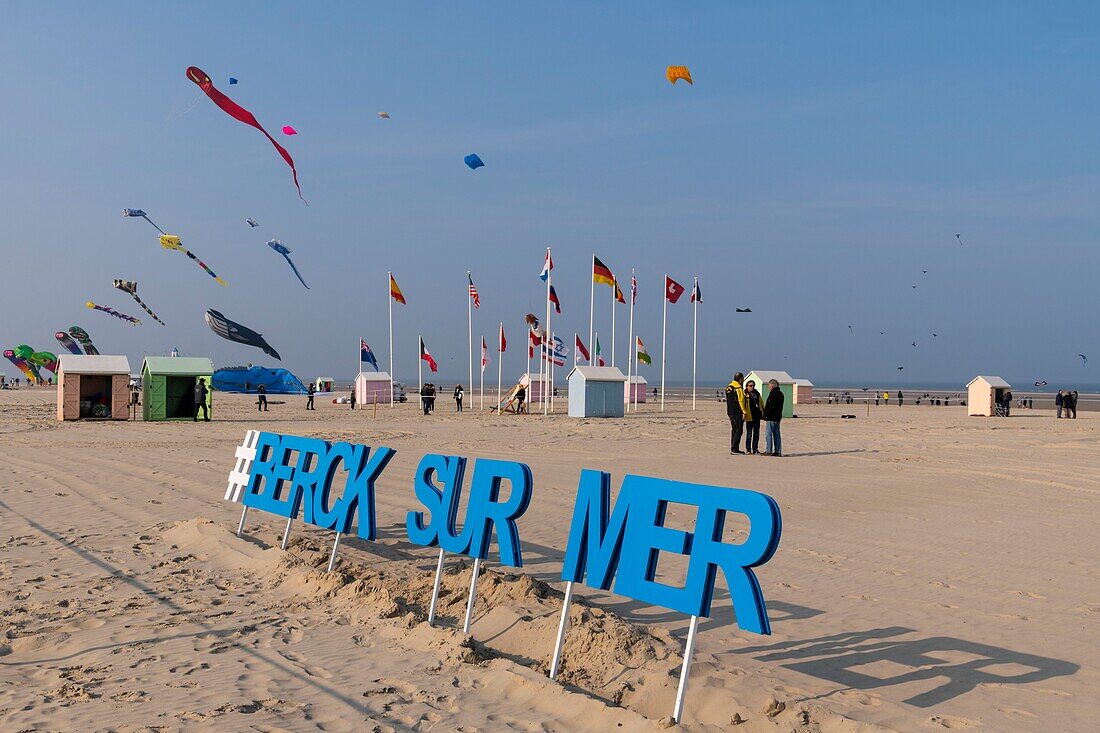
406,454,533,567
561,471,782,634
243,431,395,540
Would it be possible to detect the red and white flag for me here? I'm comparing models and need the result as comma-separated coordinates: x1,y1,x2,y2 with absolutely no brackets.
665,276,686,304
575,333,590,362
498,323,507,352
481,336,490,373
420,337,438,372
468,273,480,309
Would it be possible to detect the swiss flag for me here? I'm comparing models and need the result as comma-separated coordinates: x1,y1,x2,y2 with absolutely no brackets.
665,276,686,304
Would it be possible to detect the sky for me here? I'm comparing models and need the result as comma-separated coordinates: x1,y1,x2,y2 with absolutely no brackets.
1,2,1098,387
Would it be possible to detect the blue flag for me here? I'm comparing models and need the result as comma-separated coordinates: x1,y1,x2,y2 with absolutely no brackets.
360,339,379,370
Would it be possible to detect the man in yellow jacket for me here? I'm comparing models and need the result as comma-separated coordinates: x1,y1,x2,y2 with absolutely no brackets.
725,372,752,454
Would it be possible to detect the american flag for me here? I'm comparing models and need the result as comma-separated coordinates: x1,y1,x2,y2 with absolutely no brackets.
631,273,637,305
468,273,480,309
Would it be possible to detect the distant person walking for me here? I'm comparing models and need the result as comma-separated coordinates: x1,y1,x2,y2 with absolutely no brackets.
744,380,764,454
350,387,356,410
421,386,431,415
763,378,784,457
725,372,750,455
257,383,268,412
454,384,464,412
306,382,315,410
516,384,527,414
897,390,904,406
193,378,210,421
884,392,890,406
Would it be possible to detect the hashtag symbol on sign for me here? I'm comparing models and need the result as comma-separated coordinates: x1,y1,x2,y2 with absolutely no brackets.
225,430,260,503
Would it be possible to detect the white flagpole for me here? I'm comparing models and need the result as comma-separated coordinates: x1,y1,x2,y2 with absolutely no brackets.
573,333,578,367
467,271,473,408
393,269,398,405
611,278,617,368
661,275,668,413
418,335,424,396
692,276,698,411
544,248,552,416
588,254,595,365
627,269,634,409
497,322,503,415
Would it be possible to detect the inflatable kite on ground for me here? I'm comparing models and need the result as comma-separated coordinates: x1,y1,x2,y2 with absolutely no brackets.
55,331,83,354
464,153,485,170
666,66,693,85
186,66,304,201
87,301,141,325
113,279,166,325
205,309,281,360
122,208,166,235
265,239,309,289
377,111,390,119
69,327,98,355
159,235,227,286
4,349,38,382
246,218,258,227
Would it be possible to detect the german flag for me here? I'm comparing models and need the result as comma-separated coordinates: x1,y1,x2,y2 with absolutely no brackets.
593,256,615,287
390,274,406,304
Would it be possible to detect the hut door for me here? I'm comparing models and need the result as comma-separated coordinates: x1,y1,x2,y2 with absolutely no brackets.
62,375,81,420
111,375,129,419
147,375,165,419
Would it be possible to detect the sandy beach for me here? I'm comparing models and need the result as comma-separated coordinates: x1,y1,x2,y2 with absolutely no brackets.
1,388,1097,732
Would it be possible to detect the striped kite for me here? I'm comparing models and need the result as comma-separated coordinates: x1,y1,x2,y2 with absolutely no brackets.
113,279,166,325
87,301,141,325
68,327,98,355
160,235,227,286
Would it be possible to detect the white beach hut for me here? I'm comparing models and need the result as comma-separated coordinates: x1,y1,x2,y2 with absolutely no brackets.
568,366,626,418
967,376,1011,416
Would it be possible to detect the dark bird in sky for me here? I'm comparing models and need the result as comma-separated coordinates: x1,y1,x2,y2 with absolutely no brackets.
735,307,752,313
897,366,905,370
922,270,928,274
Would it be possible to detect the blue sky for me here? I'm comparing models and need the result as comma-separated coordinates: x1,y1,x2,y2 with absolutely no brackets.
1,3,1098,386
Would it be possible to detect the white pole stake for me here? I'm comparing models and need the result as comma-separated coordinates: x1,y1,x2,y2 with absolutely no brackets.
672,614,700,724
236,506,249,537
428,548,446,626
661,274,668,413
548,580,574,680
692,276,698,411
588,254,595,365
388,272,395,406
497,322,504,415
280,517,294,550
467,271,473,408
325,532,342,573
462,557,482,633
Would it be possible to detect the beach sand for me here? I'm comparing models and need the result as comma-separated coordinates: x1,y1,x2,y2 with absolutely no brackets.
1,388,1096,731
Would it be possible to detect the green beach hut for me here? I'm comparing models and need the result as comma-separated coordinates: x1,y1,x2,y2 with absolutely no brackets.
142,356,215,421
745,370,795,419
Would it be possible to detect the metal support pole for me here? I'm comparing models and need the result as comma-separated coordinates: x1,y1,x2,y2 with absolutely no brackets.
280,517,294,550
236,505,249,537
548,580,574,680
428,548,446,626
462,557,482,633
325,532,342,573
672,614,700,724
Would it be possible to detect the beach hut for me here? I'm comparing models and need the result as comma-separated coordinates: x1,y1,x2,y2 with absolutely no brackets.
746,370,795,418
315,377,335,393
793,378,814,405
568,366,626,418
355,371,394,404
142,356,214,421
56,354,131,421
967,376,1011,416
624,375,648,404
521,372,554,405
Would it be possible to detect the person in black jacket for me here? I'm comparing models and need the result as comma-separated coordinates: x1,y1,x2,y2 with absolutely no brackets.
743,380,764,454
306,382,315,410
257,383,268,412
763,379,784,456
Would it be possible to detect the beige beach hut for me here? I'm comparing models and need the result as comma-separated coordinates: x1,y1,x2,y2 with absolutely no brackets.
355,371,393,405
967,376,1011,416
793,378,814,405
56,354,131,420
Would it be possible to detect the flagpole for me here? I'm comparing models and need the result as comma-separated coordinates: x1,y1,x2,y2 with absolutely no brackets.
627,269,634,411
573,333,578,367
388,272,394,406
661,274,668,413
588,254,595,365
467,271,473,409
692,276,698,411
611,278,617,368
544,248,552,416
479,335,484,410
418,335,424,396
497,322,503,415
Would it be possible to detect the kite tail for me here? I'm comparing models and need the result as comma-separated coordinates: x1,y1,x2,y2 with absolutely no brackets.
130,294,166,326
142,215,166,235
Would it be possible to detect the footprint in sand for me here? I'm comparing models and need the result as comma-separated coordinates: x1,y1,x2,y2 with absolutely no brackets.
1008,590,1046,599
930,714,981,728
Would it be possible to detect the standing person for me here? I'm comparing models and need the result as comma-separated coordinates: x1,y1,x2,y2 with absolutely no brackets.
427,383,436,413
884,391,890,406
1056,390,1064,418
763,378,784,457
516,384,527,414
421,386,431,415
1070,390,1079,419
350,387,356,410
897,390,904,406
193,378,210,422
257,383,268,412
1002,389,1012,416
725,372,750,454
306,382,315,410
454,384,464,412
743,380,764,454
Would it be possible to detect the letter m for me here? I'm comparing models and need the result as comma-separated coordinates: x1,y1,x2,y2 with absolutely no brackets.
560,469,631,590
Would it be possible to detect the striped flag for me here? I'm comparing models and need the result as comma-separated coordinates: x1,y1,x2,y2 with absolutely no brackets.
390,274,406,304
636,337,652,365
595,336,605,366
548,285,561,314
420,337,438,372
593,256,615,287
575,333,590,362
539,250,554,281
615,281,626,304
468,273,481,309
691,280,702,303
481,336,490,373
631,273,637,305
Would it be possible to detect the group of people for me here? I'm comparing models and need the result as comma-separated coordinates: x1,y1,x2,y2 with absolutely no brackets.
1,376,51,388
420,383,438,415
1056,390,1079,418
725,372,785,456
